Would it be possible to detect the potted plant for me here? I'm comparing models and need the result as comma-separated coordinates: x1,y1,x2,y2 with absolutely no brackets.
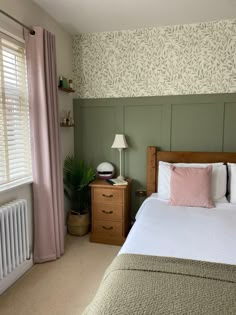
63,155,96,236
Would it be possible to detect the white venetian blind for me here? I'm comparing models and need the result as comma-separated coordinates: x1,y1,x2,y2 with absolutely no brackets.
0,31,32,191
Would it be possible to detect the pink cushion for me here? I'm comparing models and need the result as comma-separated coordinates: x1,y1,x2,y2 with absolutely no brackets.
169,165,214,208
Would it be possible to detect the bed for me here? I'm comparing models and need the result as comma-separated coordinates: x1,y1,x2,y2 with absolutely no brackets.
83,147,236,315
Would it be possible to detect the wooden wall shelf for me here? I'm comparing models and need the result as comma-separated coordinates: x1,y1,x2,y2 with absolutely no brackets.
58,87,75,93
60,123,75,127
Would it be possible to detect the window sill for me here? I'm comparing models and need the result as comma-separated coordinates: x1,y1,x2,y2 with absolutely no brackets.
0,177,33,193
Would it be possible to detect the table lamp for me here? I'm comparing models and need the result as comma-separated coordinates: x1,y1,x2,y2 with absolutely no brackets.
111,134,128,180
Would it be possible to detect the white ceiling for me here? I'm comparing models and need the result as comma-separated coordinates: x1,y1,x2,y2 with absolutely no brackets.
33,0,236,34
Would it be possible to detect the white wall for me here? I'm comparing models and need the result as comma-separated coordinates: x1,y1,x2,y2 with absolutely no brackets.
0,0,74,249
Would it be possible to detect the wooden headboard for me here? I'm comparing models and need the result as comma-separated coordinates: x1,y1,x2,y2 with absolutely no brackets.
146,146,236,197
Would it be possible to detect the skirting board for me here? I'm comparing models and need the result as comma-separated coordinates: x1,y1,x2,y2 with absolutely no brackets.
0,258,33,295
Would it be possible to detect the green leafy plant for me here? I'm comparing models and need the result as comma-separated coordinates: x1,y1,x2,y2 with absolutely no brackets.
63,156,96,214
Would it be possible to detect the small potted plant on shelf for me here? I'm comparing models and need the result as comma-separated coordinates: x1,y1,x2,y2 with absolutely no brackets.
63,156,96,236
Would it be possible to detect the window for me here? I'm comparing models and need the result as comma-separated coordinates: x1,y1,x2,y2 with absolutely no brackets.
0,31,32,191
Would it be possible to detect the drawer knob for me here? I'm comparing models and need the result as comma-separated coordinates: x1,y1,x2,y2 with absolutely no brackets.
102,194,113,198
102,226,113,230
102,210,113,214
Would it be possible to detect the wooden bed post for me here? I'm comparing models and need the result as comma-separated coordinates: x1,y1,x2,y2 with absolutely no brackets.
146,146,157,196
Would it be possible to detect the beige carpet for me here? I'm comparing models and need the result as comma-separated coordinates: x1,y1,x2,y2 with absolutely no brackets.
0,234,120,315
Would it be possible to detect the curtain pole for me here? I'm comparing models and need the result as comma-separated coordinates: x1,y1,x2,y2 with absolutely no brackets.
0,9,35,35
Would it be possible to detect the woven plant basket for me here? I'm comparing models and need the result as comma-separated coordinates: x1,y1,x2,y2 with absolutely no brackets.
67,211,90,236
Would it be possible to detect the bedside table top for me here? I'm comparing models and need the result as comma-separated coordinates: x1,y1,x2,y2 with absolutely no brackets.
90,178,131,189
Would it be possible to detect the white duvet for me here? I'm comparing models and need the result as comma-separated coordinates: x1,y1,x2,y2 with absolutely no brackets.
120,194,236,265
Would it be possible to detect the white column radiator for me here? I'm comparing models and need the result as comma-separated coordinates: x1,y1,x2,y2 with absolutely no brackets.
0,199,33,294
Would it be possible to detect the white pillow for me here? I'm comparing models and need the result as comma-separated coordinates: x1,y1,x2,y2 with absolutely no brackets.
158,161,227,202
228,163,236,203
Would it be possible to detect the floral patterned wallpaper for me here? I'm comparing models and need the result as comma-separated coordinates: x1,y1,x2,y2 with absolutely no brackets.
73,20,236,98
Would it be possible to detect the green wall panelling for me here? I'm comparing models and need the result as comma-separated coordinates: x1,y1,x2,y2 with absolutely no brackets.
223,102,236,152
125,104,163,182
171,102,224,151
82,106,115,164
74,93,236,214
74,102,122,167
124,104,169,213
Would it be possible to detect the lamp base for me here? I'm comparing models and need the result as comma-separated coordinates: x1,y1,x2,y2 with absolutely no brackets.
117,175,125,181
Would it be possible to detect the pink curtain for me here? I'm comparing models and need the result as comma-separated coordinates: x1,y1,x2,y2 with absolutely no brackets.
24,27,64,263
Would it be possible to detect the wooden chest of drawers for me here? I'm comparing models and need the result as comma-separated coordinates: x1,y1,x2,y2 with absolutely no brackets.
89,179,131,245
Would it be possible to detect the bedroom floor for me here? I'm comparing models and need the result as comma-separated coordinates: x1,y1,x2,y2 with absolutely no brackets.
0,234,120,315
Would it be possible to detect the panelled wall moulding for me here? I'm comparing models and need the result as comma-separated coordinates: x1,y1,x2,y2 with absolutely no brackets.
74,94,236,214
73,19,236,99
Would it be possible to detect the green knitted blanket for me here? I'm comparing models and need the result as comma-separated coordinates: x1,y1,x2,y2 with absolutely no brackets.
83,254,236,315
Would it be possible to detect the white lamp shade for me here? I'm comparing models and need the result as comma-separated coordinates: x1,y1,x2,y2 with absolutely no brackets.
111,134,128,149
